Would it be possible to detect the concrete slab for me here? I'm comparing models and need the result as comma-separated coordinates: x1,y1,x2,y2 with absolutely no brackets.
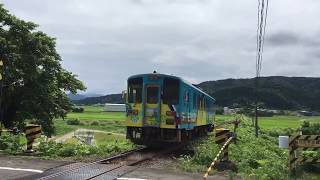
0,155,71,180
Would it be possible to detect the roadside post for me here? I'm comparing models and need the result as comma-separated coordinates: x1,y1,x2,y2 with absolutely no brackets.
24,125,42,153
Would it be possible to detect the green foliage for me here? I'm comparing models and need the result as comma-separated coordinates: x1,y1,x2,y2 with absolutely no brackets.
37,137,134,159
90,121,99,126
261,128,297,137
0,133,25,154
215,107,224,115
178,116,289,179
66,119,80,125
72,107,84,113
0,4,86,136
301,121,320,135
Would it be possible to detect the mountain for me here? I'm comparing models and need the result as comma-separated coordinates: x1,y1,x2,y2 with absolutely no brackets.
68,94,87,101
74,94,123,104
198,76,320,111
74,76,320,111
68,93,104,101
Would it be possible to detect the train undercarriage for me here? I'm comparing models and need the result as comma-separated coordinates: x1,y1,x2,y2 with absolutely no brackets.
126,125,214,146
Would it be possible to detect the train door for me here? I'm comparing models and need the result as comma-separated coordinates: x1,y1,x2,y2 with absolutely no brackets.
184,89,191,128
143,85,161,126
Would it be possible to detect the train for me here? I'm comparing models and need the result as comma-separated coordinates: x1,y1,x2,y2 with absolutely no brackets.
125,72,215,146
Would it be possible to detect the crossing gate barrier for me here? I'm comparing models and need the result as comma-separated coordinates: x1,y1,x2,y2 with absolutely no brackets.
24,125,42,152
289,134,320,172
215,128,231,161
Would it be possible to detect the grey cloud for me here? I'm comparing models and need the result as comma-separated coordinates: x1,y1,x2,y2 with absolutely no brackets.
2,0,320,93
267,32,300,46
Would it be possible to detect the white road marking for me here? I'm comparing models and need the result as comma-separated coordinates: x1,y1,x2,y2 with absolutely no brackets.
117,178,147,180
0,167,43,173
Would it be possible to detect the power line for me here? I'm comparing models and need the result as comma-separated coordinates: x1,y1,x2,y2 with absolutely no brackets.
255,0,269,137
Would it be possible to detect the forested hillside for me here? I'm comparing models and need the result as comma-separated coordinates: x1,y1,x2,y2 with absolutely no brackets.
75,76,320,111
199,76,320,110
74,94,123,104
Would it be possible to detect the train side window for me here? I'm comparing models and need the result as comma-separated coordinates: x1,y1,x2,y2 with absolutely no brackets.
163,78,179,105
184,91,189,103
128,78,142,103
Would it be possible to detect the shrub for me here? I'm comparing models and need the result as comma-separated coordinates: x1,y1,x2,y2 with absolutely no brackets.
178,115,289,179
66,119,80,125
36,137,135,159
301,121,320,135
72,107,84,113
0,133,25,154
90,121,99,126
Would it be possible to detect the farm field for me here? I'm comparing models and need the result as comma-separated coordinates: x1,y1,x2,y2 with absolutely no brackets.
54,106,320,136
54,106,126,136
258,115,320,129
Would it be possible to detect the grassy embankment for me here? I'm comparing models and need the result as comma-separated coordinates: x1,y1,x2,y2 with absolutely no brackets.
178,115,320,179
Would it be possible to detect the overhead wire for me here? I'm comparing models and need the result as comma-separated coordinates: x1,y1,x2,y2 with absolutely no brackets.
255,0,269,137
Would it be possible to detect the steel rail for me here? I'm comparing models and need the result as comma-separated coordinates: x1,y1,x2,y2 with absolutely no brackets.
36,146,147,180
87,145,184,180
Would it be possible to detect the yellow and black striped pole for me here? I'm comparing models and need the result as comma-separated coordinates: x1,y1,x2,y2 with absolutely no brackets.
215,128,230,161
25,125,42,152
204,137,233,179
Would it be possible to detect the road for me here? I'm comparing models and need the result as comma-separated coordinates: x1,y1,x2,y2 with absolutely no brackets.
0,155,70,179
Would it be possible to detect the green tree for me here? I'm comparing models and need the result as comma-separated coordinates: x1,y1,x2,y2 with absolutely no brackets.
0,4,86,136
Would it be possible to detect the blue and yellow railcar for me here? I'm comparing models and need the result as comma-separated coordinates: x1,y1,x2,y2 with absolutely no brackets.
125,73,215,145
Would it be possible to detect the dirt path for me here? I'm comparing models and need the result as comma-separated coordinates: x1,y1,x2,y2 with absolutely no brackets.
52,129,125,143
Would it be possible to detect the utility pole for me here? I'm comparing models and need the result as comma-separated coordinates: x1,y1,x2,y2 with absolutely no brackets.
254,77,259,137
0,57,3,130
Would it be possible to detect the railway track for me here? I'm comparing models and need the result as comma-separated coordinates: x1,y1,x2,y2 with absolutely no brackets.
21,145,182,180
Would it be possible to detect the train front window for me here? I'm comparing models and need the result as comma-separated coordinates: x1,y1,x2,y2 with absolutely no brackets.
147,86,159,104
163,78,179,105
128,78,142,103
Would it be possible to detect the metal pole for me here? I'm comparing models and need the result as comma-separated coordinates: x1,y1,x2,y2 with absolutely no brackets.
254,77,259,137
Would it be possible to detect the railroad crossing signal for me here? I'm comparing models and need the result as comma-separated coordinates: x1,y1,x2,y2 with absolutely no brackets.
24,125,42,152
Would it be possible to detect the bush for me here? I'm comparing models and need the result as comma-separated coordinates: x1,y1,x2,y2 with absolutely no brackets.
90,121,99,126
37,137,135,159
0,133,25,154
301,121,320,135
72,107,84,113
66,119,80,125
178,115,289,179
215,107,224,115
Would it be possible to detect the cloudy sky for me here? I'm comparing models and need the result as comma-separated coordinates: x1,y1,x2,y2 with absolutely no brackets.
1,0,320,94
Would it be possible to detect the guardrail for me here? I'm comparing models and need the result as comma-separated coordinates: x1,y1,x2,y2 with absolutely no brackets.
288,134,320,173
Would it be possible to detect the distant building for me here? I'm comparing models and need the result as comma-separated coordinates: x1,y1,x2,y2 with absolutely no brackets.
105,103,126,112
223,107,241,115
298,110,313,116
